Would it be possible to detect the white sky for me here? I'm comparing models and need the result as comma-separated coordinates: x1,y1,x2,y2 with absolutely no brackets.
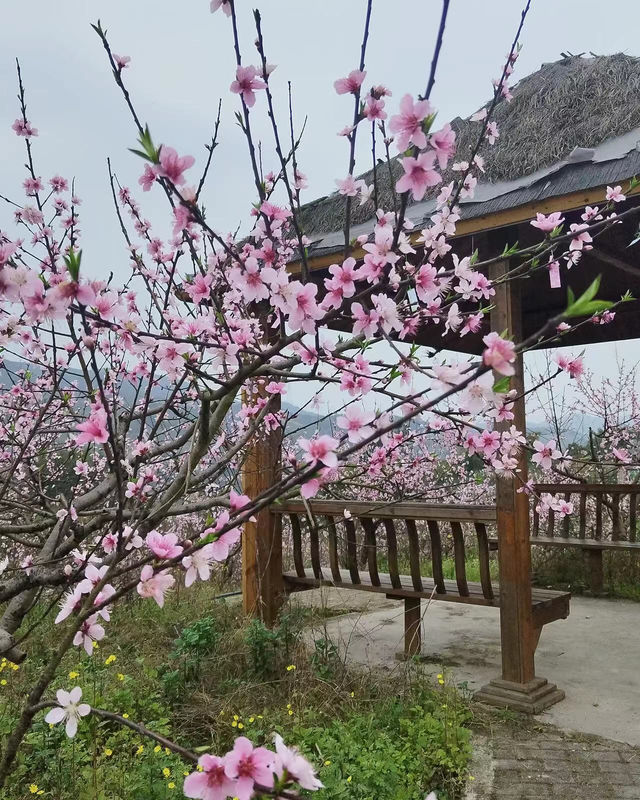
1,0,639,406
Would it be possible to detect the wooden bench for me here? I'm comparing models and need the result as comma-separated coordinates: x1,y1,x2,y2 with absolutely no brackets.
488,484,640,593
272,499,570,658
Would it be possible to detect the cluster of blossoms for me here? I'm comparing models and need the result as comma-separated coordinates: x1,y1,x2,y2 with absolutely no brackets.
0,0,635,795
184,735,322,800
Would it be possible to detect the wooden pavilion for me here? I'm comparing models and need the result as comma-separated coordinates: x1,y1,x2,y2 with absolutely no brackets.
242,54,640,713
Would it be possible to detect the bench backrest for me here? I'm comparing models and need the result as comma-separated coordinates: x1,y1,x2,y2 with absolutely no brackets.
272,499,498,601
533,483,640,542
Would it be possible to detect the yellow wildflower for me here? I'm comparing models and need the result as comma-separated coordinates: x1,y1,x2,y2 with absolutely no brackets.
105,655,117,665
104,748,113,757
0,680,6,686
29,785,39,794
324,760,331,766
117,673,125,681
122,713,129,719
154,745,162,753
168,783,176,790
136,745,144,756
68,671,80,679
162,768,171,777
286,664,296,671
237,723,244,730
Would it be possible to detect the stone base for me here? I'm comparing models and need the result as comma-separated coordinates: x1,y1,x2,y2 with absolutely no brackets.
474,676,565,714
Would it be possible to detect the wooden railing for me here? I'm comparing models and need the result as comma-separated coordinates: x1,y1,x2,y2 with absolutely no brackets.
533,483,640,542
274,499,498,604
272,498,570,658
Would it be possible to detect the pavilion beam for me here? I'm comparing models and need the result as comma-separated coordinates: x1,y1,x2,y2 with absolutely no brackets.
475,260,565,713
241,382,284,627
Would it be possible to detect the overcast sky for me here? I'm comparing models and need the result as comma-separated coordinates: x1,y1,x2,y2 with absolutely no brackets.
1,0,639,404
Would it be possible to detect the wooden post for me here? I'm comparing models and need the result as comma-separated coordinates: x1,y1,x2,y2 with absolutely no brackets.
404,598,422,658
241,383,283,627
587,548,604,595
475,261,565,713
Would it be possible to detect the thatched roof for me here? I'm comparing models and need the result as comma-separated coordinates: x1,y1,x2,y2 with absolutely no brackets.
299,53,640,241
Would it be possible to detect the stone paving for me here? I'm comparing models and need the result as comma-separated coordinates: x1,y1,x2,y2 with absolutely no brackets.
467,723,640,799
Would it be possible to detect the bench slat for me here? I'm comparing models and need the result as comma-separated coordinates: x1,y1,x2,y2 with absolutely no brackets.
283,568,569,622
450,521,469,597
326,516,341,583
384,519,402,590
361,517,381,587
427,520,446,594
475,522,494,600
405,519,423,592
309,516,322,579
345,517,360,585
290,514,306,578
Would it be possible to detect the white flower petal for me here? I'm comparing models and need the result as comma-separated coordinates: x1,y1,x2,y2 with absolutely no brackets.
45,707,65,724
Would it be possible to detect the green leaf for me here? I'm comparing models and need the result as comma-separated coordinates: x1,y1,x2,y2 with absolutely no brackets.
564,275,608,318
500,240,519,257
131,125,159,164
492,376,510,394
64,249,82,281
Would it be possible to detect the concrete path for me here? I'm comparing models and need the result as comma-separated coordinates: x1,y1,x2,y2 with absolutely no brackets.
292,588,640,746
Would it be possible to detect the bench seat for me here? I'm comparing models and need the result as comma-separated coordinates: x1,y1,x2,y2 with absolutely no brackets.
284,567,570,630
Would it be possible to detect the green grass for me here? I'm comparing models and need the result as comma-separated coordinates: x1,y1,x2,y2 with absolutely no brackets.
0,580,473,800
376,554,499,583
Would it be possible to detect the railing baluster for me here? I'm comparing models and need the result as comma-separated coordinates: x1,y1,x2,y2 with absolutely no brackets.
630,493,638,543
562,492,571,537
384,519,402,589
450,521,469,597
595,493,603,540
344,517,360,584
579,492,587,539
309,515,322,579
547,507,555,538
612,493,621,541
325,516,341,582
475,522,494,600
405,519,423,592
360,518,380,587
427,520,446,595
289,514,306,578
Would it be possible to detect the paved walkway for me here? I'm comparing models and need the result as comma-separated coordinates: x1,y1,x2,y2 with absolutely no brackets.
468,725,640,799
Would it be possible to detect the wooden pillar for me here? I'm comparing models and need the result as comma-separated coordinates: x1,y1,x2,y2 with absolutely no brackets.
475,261,564,713
241,382,283,627
587,548,604,595
404,597,422,658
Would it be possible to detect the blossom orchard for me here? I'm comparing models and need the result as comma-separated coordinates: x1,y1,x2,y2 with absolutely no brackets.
0,0,634,795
